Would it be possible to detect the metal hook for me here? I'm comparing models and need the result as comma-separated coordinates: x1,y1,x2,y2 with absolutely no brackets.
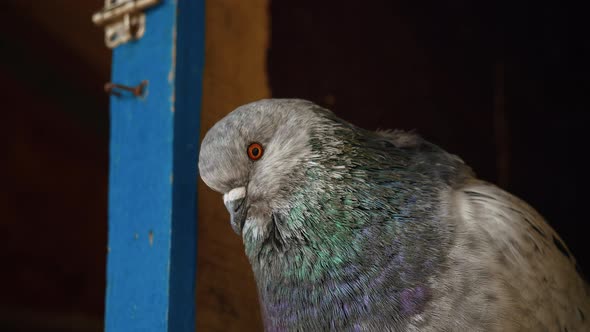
105,80,147,97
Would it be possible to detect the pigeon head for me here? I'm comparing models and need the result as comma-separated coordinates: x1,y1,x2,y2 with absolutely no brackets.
198,99,322,235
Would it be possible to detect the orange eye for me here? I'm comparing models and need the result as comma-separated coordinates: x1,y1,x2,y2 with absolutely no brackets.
247,143,264,160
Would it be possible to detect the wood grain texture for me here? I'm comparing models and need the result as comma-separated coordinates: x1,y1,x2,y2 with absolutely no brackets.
197,0,270,330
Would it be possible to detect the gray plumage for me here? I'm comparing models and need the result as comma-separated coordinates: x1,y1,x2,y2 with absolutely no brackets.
198,99,590,331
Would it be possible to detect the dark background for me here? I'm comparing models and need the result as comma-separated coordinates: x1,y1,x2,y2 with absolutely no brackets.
1,0,588,330
1,1,109,331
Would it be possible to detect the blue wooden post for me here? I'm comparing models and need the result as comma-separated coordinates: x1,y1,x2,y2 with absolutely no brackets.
105,1,204,331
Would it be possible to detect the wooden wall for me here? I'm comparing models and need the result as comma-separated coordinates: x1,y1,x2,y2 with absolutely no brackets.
197,0,269,331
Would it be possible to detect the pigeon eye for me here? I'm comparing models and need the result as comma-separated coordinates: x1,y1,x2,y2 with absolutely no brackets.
247,143,264,160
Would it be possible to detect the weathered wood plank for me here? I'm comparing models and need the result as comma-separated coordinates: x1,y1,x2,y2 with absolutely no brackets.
105,1,204,331
197,0,269,330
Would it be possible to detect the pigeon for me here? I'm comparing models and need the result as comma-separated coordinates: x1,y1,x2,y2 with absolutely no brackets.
198,99,590,331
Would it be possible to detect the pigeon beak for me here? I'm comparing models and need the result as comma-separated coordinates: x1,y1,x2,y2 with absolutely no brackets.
223,187,248,235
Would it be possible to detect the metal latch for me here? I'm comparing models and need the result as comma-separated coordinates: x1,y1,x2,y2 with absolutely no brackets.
92,0,161,48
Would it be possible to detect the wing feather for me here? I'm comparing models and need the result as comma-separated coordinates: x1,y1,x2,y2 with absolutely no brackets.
451,181,590,331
